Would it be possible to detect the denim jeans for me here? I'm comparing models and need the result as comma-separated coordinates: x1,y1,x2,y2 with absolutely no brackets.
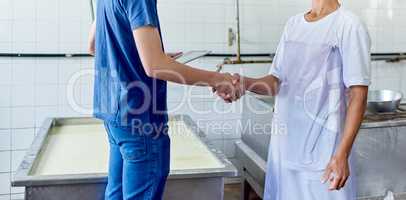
104,122,170,200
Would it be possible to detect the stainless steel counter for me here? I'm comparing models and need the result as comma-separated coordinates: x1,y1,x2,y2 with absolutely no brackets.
236,94,406,200
12,115,237,200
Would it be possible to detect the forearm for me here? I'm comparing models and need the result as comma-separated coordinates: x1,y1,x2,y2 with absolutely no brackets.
133,26,221,87
335,86,368,158
243,75,280,96
149,54,220,87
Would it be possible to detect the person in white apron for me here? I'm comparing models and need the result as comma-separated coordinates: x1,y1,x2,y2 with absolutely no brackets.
231,1,371,199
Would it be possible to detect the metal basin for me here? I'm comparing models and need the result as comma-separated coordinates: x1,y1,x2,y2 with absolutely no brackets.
367,90,403,113
12,115,237,200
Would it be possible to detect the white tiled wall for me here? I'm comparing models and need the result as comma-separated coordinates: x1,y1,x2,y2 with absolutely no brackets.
1,0,406,198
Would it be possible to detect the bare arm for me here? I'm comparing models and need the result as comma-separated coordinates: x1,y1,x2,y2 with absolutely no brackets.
133,26,229,89
337,86,368,159
241,75,280,96
88,22,96,55
323,86,368,190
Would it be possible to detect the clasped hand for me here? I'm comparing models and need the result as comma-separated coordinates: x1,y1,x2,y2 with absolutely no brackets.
212,73,245,103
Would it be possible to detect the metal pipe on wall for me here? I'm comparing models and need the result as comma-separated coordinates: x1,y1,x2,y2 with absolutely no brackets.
217,0,406,69
216,0,274,70
90,0,95,21
235,0,241,62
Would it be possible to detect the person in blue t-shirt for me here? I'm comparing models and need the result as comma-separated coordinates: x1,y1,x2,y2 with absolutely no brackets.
87,0,242,199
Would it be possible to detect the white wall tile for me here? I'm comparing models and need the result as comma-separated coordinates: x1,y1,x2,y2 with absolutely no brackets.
36,0,58,20
166,83,188,103
12,60,36,85
11,85,35,107
57,84,69,106
0,43,12,53
12,20,36,44
12,43,37,54
186,85,215,102
394,27,406,44
79,84,94,106
0,108,11,129
11,107,35,129
59,1,82,20
11,129,35,150
0,173,10,195
0,194,11,200
58,60,82,84
35,62,59,84
59,105,90,117
34,106,58,127
0,152,10,173
0,63,12,85
35,85,58,106
12,0,36,20
11,150,26,172
0,21,13,43
0,130,11,151
0,0,13,20
0,86,11,107
79,58,94,70
59,83,82,109
36,21,59,52
59,20,82,44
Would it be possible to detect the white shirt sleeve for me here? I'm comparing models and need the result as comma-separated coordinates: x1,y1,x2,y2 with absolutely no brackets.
269,23,289,79
340,20,371,88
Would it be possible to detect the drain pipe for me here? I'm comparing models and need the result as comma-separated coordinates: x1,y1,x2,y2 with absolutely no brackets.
216,0,273,72
235,0,241,62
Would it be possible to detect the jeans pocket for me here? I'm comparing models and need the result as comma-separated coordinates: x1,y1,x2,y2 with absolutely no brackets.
120,138,147,161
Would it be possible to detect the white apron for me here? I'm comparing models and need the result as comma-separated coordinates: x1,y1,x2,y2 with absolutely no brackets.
263,40,357,200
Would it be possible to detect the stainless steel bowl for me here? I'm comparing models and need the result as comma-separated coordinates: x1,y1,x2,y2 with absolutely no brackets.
367,90,403,113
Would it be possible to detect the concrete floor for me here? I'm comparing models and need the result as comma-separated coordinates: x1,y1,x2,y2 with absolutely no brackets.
224,184,262,200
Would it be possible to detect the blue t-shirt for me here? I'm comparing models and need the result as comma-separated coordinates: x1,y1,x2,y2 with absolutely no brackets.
93,0,167,130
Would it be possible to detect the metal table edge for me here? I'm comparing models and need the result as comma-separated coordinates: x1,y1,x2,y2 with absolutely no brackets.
12,118,54,186
12,115,237,187
246,92,406,129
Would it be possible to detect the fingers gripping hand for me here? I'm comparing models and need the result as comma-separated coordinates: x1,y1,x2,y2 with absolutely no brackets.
214,73,245,103
215,73,235,102
230,73,245,101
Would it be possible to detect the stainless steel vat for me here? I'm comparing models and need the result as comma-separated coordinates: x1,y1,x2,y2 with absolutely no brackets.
12,115,237,200
236,94,406,200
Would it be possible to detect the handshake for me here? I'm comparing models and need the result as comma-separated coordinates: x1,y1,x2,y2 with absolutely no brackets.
211,73,246,103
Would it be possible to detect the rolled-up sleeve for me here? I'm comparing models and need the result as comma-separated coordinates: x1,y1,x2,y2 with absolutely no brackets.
340,21,371,88
121,0,159,30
